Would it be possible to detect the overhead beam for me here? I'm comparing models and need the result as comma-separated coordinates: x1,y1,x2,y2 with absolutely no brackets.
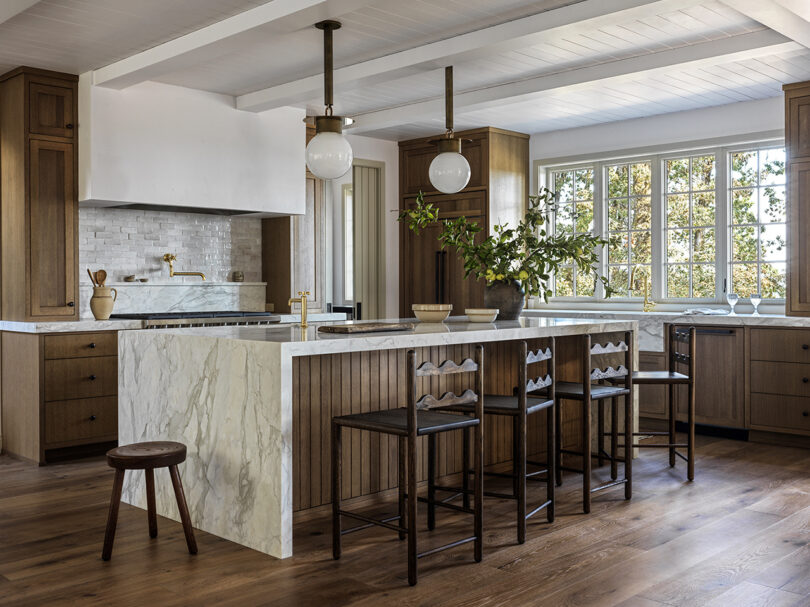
0,0,39,25
720,0,810,49
236,0,699,112
92,0,380,89
348,29,798,135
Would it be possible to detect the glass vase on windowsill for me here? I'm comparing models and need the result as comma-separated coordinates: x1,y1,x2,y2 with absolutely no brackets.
397,188,616,320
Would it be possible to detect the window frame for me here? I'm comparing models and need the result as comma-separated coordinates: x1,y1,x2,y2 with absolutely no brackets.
539,137,785,308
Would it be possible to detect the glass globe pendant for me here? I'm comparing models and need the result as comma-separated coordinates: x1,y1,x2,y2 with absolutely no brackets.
305,21,353,180
429,137,470,194
429,66,470,194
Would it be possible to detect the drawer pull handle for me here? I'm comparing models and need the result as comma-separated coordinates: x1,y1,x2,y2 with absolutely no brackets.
89,342,96,349
89,415,96,421
89,374,97,381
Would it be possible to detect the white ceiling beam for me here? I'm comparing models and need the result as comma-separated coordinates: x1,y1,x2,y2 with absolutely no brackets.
348,29,798,135
720,0,810,49
236,0,698,112
0,0,39,25
92,0,380,89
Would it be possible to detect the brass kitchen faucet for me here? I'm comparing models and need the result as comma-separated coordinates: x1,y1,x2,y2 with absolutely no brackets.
288,291,310,327
163,253,206,280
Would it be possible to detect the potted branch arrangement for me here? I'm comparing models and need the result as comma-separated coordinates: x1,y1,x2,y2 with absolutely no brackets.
398,187,613,320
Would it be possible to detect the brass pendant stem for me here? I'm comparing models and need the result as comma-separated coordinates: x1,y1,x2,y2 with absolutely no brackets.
445,65,454,133
316,20,342,113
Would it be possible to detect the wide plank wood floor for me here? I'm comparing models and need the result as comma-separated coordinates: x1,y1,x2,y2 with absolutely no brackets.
1,436,810,606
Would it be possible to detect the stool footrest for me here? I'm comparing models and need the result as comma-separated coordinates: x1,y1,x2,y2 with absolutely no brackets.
418,495,474,515
526,499,552,520
338,510,404,535
417,536,476,559
591,478,628,493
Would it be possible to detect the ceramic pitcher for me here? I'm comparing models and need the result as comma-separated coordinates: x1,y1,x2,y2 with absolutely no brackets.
90,286,117,320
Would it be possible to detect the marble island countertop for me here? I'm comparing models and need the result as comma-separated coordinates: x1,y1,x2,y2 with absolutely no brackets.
523,309,810,351
148,316,639,356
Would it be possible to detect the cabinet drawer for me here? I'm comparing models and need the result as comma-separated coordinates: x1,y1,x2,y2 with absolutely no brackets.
750,393,810,434
44,397,117,445
750,328,810,363
750,361,810,397
44,332,117,359
44,356,117,401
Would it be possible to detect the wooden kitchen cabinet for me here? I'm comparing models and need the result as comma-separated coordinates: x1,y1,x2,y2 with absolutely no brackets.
784,81,810,316
1,330,118,464
0,67,79,321
672,325,745,428
398,127,529,315
262,125,326,314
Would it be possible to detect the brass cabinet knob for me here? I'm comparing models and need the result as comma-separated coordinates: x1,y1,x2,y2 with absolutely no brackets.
89,342,96,349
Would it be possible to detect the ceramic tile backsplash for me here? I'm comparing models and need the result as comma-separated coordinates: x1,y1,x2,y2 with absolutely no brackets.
79,207,262,283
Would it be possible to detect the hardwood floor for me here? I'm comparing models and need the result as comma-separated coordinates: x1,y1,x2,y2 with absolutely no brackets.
1,436,809,606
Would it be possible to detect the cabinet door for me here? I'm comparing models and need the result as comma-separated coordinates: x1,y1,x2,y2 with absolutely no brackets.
403,222,445,313
400,136,486,196
674,326,744,428
29,82,75,139
29,139,77,317
444,214,486,311
787,161,810,315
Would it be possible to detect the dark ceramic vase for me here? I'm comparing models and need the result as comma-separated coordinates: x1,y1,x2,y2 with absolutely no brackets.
484,280,525,321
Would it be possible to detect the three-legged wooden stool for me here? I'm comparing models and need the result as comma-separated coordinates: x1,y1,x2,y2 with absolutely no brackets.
102,441,198,561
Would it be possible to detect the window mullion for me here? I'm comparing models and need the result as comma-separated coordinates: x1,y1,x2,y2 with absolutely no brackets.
594,161,606,299
715,146,729,303
651,155,665,301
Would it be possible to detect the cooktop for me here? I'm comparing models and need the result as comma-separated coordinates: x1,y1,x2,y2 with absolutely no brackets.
110,311,275,320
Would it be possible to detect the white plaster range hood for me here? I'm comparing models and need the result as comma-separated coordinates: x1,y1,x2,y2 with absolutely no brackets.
78,78,307,216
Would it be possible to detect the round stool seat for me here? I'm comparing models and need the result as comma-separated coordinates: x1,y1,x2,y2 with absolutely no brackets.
107,441,187,470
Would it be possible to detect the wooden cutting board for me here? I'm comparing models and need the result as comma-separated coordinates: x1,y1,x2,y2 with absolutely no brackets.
317,322,415,334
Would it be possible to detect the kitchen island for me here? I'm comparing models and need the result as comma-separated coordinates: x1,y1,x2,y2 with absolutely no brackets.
117,317,637,559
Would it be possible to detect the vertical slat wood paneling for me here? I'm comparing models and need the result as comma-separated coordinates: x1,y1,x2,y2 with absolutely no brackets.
291,337,591,512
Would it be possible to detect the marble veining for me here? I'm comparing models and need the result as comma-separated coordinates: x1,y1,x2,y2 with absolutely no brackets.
79,282,267,319
117,316,637,559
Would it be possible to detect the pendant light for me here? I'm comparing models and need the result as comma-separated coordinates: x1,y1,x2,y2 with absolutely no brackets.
305,20,353,180
428,66,471,194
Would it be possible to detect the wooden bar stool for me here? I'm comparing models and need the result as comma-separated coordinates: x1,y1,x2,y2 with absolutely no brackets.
615,326,696,480
332,346,484,586
102,441,198,561
442,339,555,544
554,332,633,514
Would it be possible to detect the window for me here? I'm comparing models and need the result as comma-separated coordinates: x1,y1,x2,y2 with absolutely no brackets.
606,162,652,297
342,183,354,301
552,168,594,297
729,147,786,299
664,154,716,299
542,139,786,306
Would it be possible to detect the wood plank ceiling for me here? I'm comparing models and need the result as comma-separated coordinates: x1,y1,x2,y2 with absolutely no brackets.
1,0,809,139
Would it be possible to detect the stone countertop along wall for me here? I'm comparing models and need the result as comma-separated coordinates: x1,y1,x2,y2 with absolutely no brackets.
524,309,810,351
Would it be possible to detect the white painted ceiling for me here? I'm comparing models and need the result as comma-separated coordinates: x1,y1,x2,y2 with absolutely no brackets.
1,0,808,140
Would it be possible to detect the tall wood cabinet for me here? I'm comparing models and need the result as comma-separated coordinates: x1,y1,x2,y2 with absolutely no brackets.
398,127,529,316
785,81,810,316
262,125,326,313
0,67,79,321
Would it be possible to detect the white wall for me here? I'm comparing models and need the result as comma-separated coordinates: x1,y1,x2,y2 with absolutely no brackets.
530,96,784,171
79,77,306,215
329,134,400,318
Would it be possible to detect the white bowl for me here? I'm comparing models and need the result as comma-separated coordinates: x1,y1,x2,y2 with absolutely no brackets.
412,303,452,323
465,308,499,323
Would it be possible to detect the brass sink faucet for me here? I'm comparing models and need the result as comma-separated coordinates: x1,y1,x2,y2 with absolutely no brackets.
288,291,310,327
163,253,206,280
629,266,655,312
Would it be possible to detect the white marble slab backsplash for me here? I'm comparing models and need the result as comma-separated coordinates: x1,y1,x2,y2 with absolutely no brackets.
79,283,266,318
